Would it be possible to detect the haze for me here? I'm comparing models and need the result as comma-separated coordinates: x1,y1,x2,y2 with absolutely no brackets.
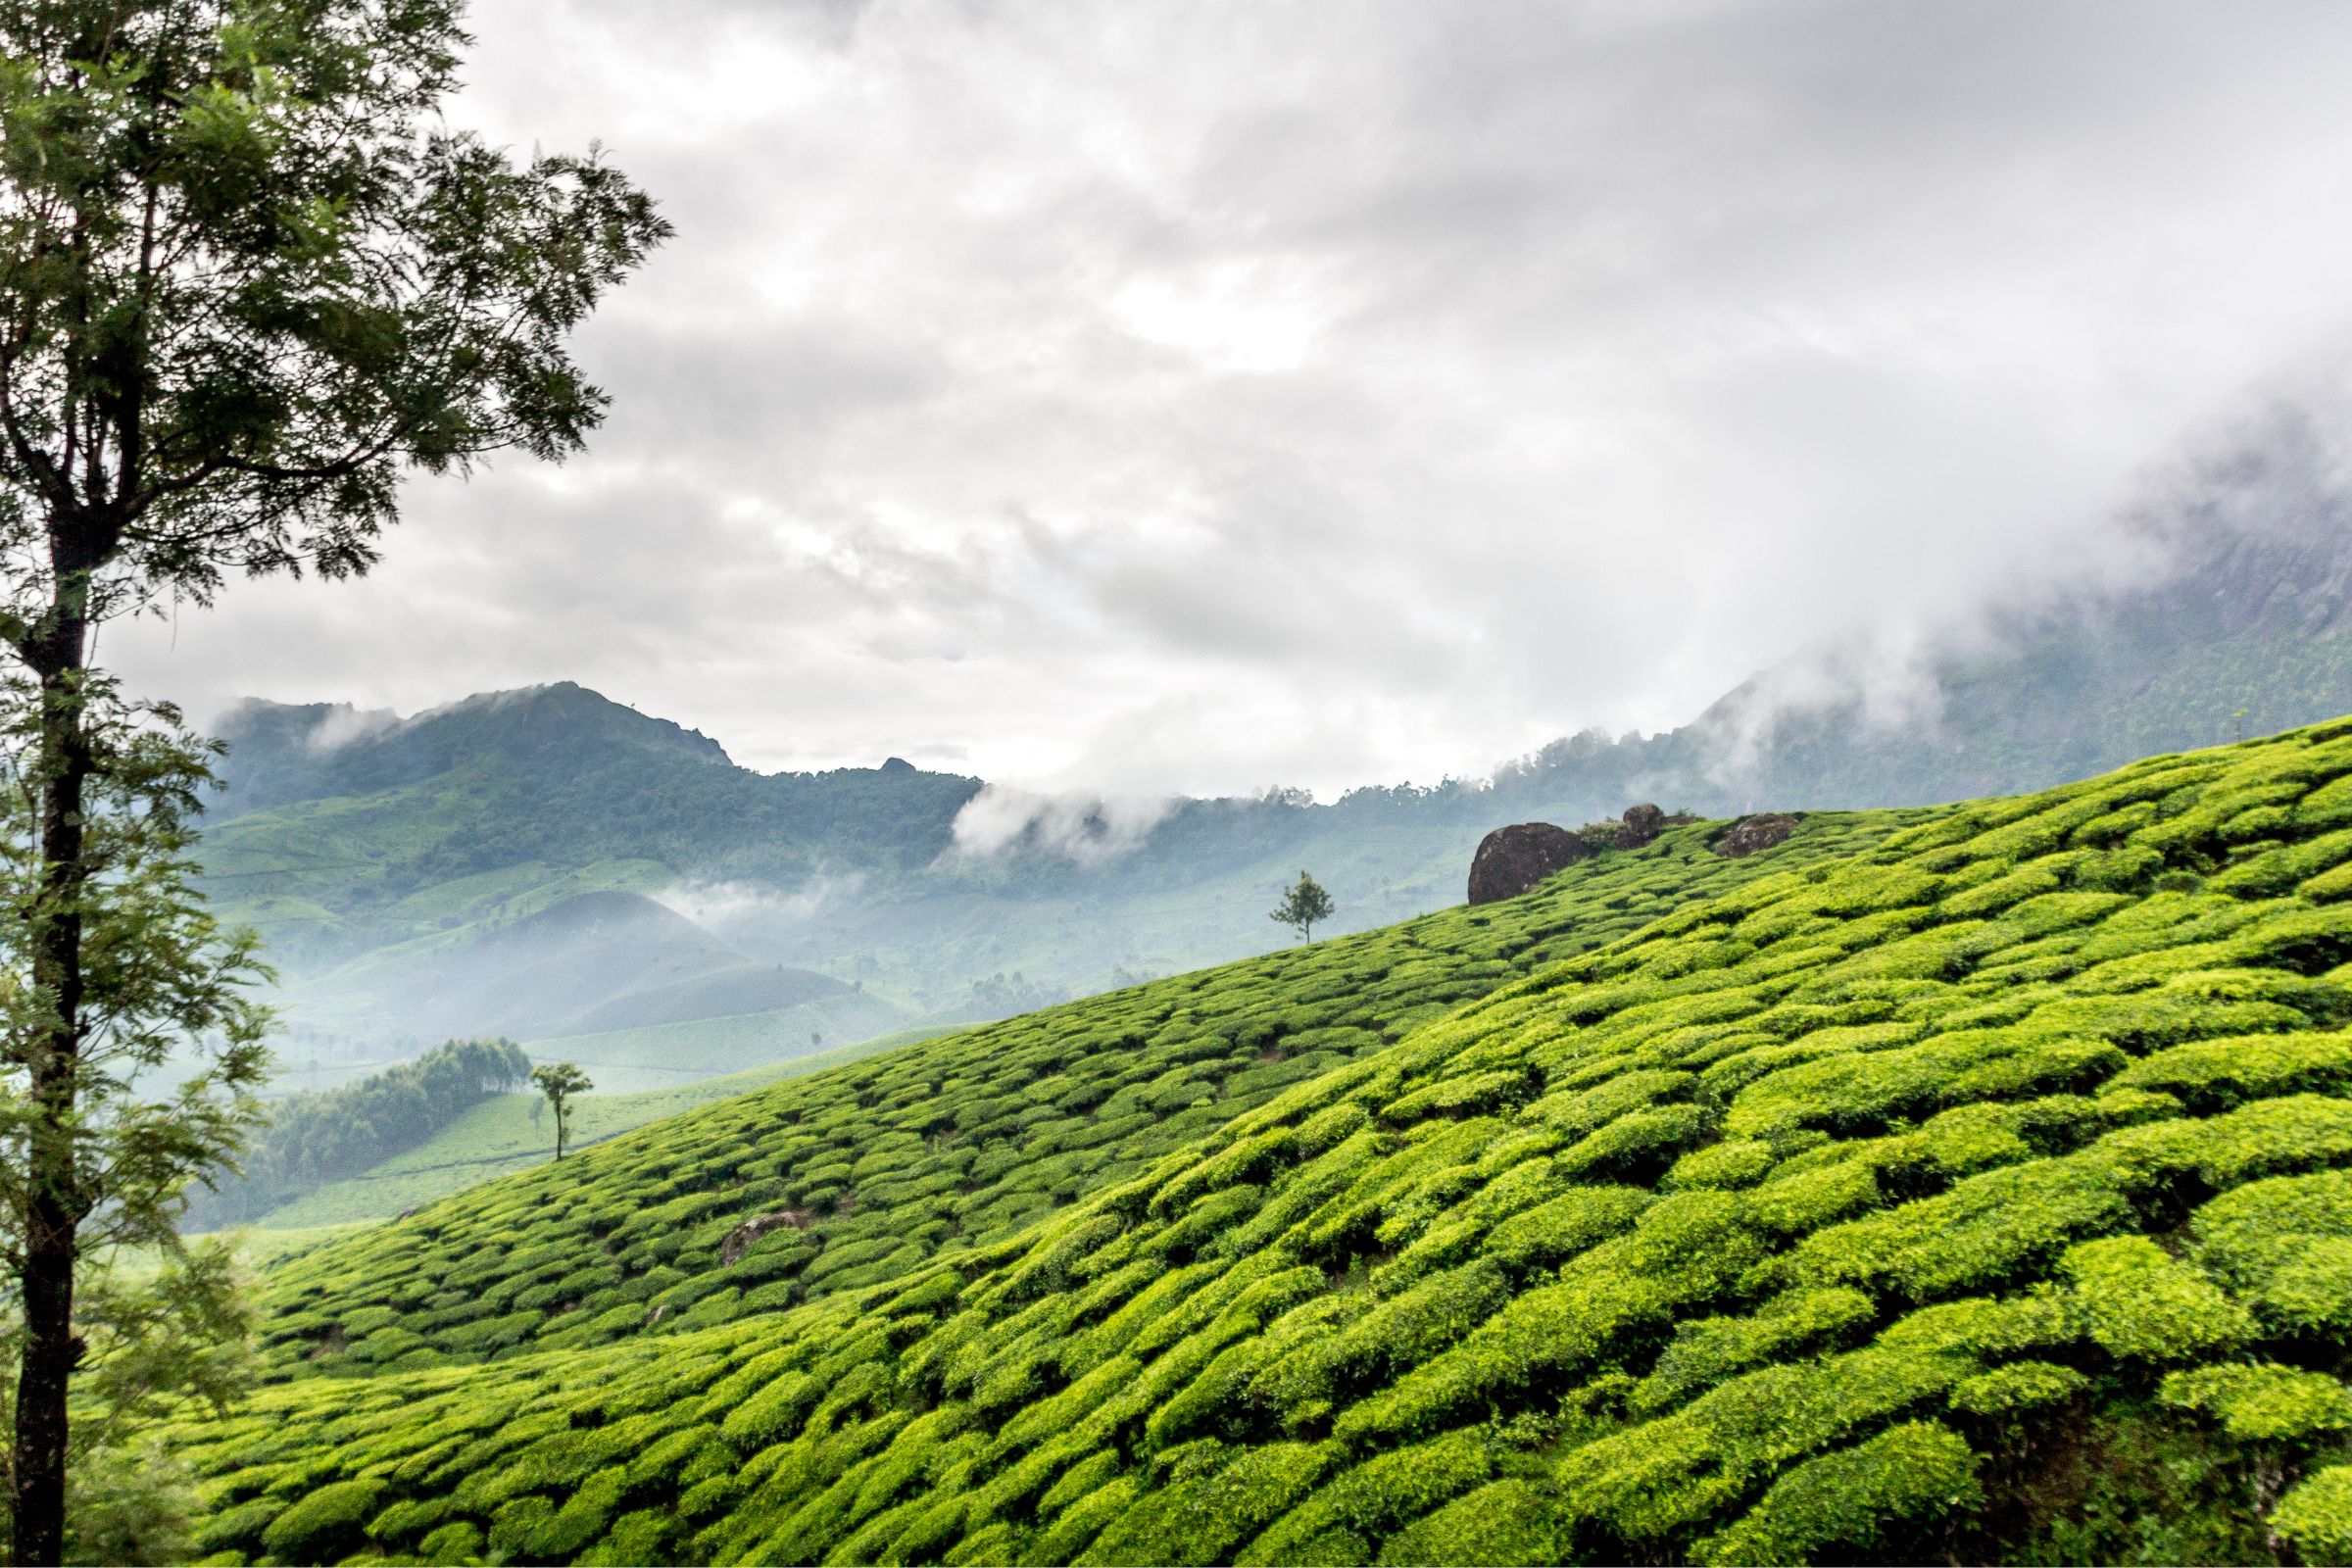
107,0,2352,798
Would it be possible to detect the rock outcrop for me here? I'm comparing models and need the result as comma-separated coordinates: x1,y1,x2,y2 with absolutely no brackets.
1619,803,1668,848
1714,812,1798,858
1467,822,1593,906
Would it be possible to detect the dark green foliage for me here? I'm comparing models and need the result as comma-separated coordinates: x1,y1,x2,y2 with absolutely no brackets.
160,722,2352,1564
258,1478,381,1563
1272,871,1338,942
182,1039,530,1228
532,1061,595,1161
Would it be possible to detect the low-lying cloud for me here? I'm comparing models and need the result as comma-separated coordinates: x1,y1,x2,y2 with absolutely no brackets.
1690,353,2352,778
653,873,867,932
948,785,1175,866
301,706,398,754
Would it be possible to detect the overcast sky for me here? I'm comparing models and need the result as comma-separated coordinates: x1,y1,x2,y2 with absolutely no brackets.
107,0,2352,797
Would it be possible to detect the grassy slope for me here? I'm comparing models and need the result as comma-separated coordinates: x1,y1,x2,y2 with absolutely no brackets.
235,1030,956,1230
781,809,1607,1014
173,727,2352,1564
520,991,918,1094
238,811,1898,1381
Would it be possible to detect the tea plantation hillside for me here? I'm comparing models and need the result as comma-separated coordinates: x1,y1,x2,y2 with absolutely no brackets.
247,810,1906,1376
178,721,2352,1564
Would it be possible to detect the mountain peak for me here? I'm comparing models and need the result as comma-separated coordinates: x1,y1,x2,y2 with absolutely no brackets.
406,682,732,767
208,682,731,818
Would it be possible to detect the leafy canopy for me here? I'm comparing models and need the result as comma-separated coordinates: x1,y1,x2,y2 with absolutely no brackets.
529,1061,590,1160
0,0,670,610
1271,869,1336,941
0,680,270,1257
0,682,267,1557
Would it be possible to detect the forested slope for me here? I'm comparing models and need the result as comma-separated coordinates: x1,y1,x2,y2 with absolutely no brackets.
176,723,2352,1563
183,1039,531,1230
246,809,1903,1375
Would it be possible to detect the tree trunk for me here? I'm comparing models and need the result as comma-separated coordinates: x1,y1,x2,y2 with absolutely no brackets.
12,558,95,1568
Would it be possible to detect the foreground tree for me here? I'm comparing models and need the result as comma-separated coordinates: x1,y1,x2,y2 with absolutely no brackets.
9,1241,255,1563
529,1061,591,1161
1270,869,1335,942
0,690,267,1558
0,3,667,1556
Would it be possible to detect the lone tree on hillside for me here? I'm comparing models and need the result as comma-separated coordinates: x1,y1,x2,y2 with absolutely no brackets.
531,1062,593,1160
0,2,665,1556
1271,870,1336,942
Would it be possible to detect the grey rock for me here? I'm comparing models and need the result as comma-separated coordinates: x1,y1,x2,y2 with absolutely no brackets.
1468,823,1594,906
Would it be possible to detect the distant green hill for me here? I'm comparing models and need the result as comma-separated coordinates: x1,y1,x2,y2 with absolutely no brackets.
201,481,2352,1062
170,720,2352,1565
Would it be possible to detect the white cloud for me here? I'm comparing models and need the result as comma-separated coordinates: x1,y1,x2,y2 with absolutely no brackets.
102,0,2352,796
652,873,865,930
301,706,398,754
948,785,1175,866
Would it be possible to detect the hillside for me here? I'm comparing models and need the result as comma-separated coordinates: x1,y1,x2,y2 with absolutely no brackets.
172,721,2352,1564
240,808,1903,1372
1492,432,2352,819
267,890,859,1046
199,459,2352,1056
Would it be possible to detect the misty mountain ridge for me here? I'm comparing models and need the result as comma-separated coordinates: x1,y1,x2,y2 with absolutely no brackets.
1502,385,2352,814
196,392,2352,1062
207,680,734,820
272,886,858,1050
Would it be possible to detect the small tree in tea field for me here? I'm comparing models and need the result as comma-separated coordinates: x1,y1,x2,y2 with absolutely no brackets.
1271,870,1336,942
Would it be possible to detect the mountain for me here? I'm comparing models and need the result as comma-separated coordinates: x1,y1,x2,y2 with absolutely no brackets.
203,680,981,910
169,719,2352,1564
1483,398,2352,818
197,433,2352,1066
1672,413,2352,808
206,682,733,820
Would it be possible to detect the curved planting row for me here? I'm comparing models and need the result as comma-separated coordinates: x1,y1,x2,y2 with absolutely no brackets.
179,723,2352,1563
254,812,1901,1377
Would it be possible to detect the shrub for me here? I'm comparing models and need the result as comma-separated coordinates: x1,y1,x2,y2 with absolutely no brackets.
2159,1363,2352,1442
2274,1465,2352,1562
1371,1477,1567,1567
2062,1236,2250,1361
1637,1287,1876,1411
258,1478,384,1563
1693,1421,1982,1566
1948,1360,2086,1416
1236,1434,1492,1565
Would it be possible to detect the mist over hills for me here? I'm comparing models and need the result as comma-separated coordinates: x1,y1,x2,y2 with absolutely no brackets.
196,416,2351,1076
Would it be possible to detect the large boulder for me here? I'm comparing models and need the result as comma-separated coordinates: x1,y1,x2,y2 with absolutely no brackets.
1715,812,1798,858
1467,823,1593,906
1619,803,1668,848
